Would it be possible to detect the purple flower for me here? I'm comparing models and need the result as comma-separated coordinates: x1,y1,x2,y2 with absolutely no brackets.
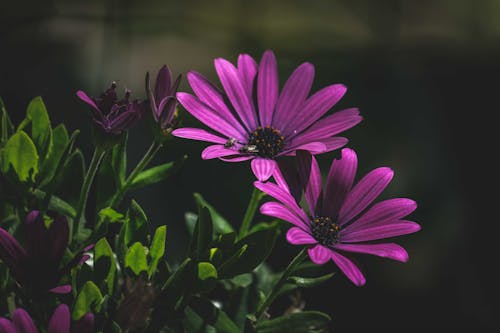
255,149,421,286
172,50,362,181
0,304,94,333
146,65,181,131
0,211,90,295
77,82,147,134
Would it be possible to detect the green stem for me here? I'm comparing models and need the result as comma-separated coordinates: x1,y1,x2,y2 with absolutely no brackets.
73,147,106,239
239,187,265,238
255,248,308,319
109,141,162,208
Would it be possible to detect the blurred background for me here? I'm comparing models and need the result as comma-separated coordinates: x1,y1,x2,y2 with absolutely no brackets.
1,0,498,332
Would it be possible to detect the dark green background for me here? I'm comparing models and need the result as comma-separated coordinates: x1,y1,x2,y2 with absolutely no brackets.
1,0,498,331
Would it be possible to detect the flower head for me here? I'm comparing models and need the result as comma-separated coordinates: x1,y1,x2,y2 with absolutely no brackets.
146,65,181,132
172,50,362,181
77,82,147,134
0,305,94,333
255,149,421,286
0,210,90,295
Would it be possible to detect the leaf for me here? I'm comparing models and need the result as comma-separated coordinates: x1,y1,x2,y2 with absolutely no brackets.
94,238,117,294
197,262,218,292
190,207,213,260
0,131,39,182
72,281,103,320
130,155,187,190
56,149,84,207
255,311,331,333
0,97,14,144
125,242,148,275
287,273,336,288
26,96,52,158
124,200,149,245
148,225,167,278
38,124,69,187
98,207,126,224
31,189,76,217
194,193,234,234
188,297,240,333
111,131,127,187
184,211,197,235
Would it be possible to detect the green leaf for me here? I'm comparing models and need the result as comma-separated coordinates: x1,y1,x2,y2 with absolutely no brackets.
188,297,240,333
255,311,331,333
230,273,253,288
194,193,234,234
1,131,39,182
130,155,187,190
184,211,197,235
56,149,84,207
1,97,14,144
190,207,213,260
94,238,117,294
287,273,336,288
111,131,127,187
26,96,51,157
72,281,103,320
98,207,126,224
38,124,68,187
124,200,149,245
148,225,167,278
197,262,218,292
125,242,148,275
31,189,76,217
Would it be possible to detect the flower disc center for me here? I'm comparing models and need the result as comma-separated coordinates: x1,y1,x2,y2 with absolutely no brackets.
310,216,340,247
247,126,285,158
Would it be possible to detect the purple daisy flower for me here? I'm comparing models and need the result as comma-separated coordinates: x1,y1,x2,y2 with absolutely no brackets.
172,50,362,181
77,82,147,134
0,210,91,295
254,149,421,286
0,305,94,333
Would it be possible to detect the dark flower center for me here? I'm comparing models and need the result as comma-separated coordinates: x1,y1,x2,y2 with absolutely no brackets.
246,126,285,158
310,216,340,247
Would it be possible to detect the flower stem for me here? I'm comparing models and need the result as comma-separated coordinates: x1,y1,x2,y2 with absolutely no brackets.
254,248,308,319
73,147,106,241
239,187,265,238
109,141,162,208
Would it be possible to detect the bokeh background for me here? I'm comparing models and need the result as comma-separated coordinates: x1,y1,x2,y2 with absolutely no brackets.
1,0,498,332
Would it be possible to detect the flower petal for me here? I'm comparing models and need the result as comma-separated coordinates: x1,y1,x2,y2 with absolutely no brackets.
72,313,94,333
330,250,366,286
287,227,317,245
47,304,70,333
338,167,394,225
251,158,277,181
273,63,314,131
297,151,322,214
260,202,308,229
238,54,258,99
334,243,409,262
257,50,279,127
201,145,239,160
219,155,255,162
76,90,99,111
47,215,69,264
214,58,258,131
12,308,38,333
177,92,246,141
323,148,358,217
282,142,327,156
49,285,72,294
308,244,331,264
340,220,421,242
0,318,17,333
272,160,302,203
154,65,172,103
172,128,227,144
0,228,27,277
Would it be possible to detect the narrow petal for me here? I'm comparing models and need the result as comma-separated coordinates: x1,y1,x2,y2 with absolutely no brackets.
237,54,258,98
201,145,240,160
177,92,246,141
297,151,322,214
76,90,99,111
219,155,255,162
340,221,421,242
157,96,177,126
273,63,315,130
323,148,358,217
338,167,394,225
344,198,418,232
154,65,172,102
251,158,277,181
257,50,278,126
273,160,302,203
330,250,366,286
47,304,70,333
282,142,327,156
47,215,69,264
172,128,227,144
214,58,258,131
49,285,72,294
287,227,317,245
334,243,409,262
187,71,247,136
12,308,38,333
283,84,347,135
0,319,17,333
0,228,27,276
72,313,94,333
308,244,331,264
318,137,349,153
260,202,308,229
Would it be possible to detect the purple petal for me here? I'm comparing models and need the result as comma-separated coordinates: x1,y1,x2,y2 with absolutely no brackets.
340,220,421,242
251,158,277,181
237,54,258,99
330,251,366,286
25,210,48,259
308,244,331,264
47,215,69,264
318,137,349,153
187,71,247,137
0,318,17,333
284,84,347,135
154,65,172,103
282,142,327,156
172,128,227,144
273,160,302,203
323,148,358,217
12,308,38,333
177,92,245,141
297,151,322,214
257,50,279,127
287,227,317,245
201,145,239,160
47,304,70,333
273,62,314,131
76,90,99,112
334,243,409,262
260,202,308,229
49,285,72,294
0,228,27,277
344,198,418,232
157,96,177,126
79,254,91,265
338,167,394,225
214,58,258,131
219,155,255,162
72,313,94,333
